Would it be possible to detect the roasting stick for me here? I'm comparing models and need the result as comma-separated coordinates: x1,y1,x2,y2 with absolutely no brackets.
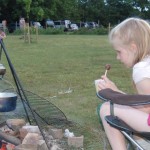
104,70,108,76
104,64,111,77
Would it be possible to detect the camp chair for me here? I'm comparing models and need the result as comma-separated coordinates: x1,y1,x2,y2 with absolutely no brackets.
97,88,150,150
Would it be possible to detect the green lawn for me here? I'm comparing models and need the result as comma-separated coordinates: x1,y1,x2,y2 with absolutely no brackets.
1,35,134,149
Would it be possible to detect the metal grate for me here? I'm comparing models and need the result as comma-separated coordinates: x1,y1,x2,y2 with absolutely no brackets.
0,40,106,150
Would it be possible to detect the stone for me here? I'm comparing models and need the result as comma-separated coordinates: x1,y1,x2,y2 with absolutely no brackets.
22,133,40,145
6,119,26,131
14,144,37,150
37,140,49,150
68,135,84,148
19,128,28,140
49,128,63,139
21,125,40,134
51,144,62,150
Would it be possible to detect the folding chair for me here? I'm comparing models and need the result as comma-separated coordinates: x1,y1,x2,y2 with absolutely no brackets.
97,88,150,150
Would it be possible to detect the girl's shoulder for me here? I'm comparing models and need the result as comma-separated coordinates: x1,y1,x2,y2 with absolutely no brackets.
133,56,150,69
133,56,150,83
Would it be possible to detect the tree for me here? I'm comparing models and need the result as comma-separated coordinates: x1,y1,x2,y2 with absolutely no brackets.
43,0,79,21
30,0,44,21
104,0,134,25
17,0,32,22
1,0,150,27
131,0,150,18
0,0,18,23
85,0,105,23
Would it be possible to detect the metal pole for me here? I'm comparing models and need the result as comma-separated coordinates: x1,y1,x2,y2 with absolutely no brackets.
0,39,3,60
121,131,145,150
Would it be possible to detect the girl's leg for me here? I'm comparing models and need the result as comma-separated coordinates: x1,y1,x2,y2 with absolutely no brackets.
100,102,150,150
100,102,127,150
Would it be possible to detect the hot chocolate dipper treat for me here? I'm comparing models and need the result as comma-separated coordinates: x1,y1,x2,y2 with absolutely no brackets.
104,64,111,76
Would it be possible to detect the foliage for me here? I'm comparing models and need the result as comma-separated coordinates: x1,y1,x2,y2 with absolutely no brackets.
7,27,109,35
72,27,108,35
46,0,79,21
17,0,32,21
1,0,150,26
30,0,45,21
104,0,134,25
38,27,65,34
10,29,23,35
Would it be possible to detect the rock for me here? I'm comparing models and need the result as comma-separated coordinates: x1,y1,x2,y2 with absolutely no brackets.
22,133,40,145
49,128,63,139
6,119,26,131
51,144,62,150
19,128,28,140
14,144,37,150
21,125,40,134
68,135,84,148
45,134,53,140
37,140,49,150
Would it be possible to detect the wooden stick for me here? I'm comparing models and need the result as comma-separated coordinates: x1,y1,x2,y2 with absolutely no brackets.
104,64,111,77
0,130,21,145
104,70,108,76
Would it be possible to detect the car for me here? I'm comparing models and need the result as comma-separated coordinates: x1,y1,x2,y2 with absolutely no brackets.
87,22,99,28
70,24,79,30
54,21,66,29
33,22,42,28
76,22,89,28
46,19,55,28
8,22,20,33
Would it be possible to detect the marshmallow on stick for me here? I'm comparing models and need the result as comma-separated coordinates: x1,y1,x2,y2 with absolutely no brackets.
104,64,111,76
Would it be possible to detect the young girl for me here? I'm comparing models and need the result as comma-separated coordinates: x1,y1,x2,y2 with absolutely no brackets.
98,18,150,150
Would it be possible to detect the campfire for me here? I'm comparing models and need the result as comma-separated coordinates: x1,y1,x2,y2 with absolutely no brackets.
0,39,84,150
0,118,61,150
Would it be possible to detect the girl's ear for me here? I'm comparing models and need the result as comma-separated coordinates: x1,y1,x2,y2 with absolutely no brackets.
130,42,137,54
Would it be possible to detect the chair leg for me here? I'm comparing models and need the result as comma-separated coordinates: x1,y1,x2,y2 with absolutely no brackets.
127,142,132,150
127,139,138,150
121,131,145,150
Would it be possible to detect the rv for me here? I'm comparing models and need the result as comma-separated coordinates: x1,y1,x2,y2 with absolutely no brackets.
54,20,71,29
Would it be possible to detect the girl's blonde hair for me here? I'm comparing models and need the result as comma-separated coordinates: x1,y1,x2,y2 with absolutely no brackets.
109,18,150,64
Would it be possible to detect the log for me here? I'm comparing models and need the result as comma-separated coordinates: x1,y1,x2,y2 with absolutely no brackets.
0,130,21,145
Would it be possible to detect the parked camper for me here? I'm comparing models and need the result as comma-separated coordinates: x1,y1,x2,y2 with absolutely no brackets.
64,20,71,28
54,20,71,30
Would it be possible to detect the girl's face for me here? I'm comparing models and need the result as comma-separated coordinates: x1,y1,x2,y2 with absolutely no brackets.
113,44,136,68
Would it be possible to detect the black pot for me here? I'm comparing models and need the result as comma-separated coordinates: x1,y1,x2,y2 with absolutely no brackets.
0,93,17,112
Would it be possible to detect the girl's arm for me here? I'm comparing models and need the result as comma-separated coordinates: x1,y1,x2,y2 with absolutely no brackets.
135,78,150,95
98,75,125,94
0,32,6,39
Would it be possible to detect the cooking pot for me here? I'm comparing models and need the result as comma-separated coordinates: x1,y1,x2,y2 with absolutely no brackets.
0,64,6,76
0,92,17,112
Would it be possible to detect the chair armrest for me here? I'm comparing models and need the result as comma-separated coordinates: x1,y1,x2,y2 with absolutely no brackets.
97,88,150,106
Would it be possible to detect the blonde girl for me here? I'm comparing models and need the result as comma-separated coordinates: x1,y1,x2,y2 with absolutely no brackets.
98,18,150,150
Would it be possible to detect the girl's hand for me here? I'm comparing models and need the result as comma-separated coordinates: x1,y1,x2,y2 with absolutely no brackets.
98,75,119,92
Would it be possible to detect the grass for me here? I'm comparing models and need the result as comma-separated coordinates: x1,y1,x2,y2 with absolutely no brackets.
1,35,134,149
